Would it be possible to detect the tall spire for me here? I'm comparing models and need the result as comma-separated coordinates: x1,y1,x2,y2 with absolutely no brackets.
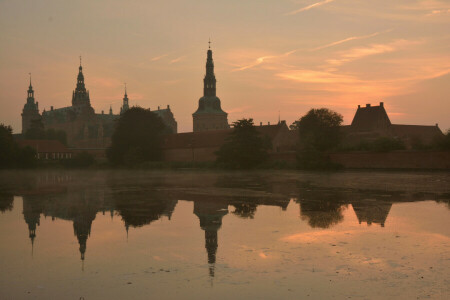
203,41,216,97
121,82,129,115
27,73,34,100
72,57,91,108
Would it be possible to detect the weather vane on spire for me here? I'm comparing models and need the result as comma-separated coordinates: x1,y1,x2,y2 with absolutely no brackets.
29,73,32,86
208,38,211,49
79,55,82,66
124,82,127,94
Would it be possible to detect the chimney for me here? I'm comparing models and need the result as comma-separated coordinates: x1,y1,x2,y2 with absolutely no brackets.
380,102,384,107
167,104,170,109
268,122,270,125
436,123,439,127
102,110,104,115
51,106,54,111
36,102,39,109
260,122,262,126
366,104,371,107
358,105,360,108
158,106,160,110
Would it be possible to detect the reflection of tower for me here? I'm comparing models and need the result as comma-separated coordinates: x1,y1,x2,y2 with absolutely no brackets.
193,200,228,278
73,207,97,260
22,196,42,254
352,201,392,227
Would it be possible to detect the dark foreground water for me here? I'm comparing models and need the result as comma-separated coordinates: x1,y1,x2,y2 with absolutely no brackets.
0,170,449,300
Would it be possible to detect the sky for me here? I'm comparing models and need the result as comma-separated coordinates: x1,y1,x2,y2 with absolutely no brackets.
0,0,449,133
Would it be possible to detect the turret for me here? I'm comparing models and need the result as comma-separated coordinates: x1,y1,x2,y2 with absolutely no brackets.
21,73,41,133
120,83,129,115
71,56,92,110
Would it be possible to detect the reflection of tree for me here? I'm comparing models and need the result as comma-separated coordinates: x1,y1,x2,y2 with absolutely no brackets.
0,194,14,212
231,200,258,219
114,191,177,228
296,188,346,229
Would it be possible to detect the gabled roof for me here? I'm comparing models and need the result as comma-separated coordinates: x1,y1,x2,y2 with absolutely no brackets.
16,139,71,153
351,103,391,131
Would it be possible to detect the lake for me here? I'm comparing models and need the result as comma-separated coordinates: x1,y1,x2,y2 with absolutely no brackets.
0,170,449,299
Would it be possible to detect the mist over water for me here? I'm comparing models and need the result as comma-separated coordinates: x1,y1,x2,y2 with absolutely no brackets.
0,170,449,299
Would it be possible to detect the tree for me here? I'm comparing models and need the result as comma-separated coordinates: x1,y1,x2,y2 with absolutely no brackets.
215,118,271,169
292,108,343,169
432,129,450,150
0,124,37,169
0,124,15,169
107,107,167,165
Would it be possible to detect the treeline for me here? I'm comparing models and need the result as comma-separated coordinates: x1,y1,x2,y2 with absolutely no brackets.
0,124,37,168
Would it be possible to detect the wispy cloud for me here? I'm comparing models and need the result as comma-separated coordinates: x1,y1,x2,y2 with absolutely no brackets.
151,53,169,61
311,29,393,51
286,0,335,15
425,9,450,17
232,50,297,72
169,56,186,64
325,39,418,67
276,69,358,84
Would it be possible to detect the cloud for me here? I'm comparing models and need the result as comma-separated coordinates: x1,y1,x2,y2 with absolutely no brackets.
151,54,169,61
311,29,393,51
276,69,359,84
232,50,298,72
286,0,335,15
426,9,450,16
169,56,186,64
325,39,418,67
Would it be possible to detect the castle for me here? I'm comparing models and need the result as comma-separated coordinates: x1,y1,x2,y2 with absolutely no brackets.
21,45,444,161
21,59,177,149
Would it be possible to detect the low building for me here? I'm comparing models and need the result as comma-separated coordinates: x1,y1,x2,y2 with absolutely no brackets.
163,121,295,162
343,102,443,147
16,140,73,160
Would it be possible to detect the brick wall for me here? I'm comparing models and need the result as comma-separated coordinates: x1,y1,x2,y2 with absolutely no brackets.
329,151,450,170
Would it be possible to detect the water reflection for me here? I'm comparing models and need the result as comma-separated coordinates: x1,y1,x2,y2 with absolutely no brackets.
0,170,449,280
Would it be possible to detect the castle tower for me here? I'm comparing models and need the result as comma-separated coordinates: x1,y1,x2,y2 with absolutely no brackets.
120,83,129,115
192,42,229,132
71,57,92,113
21,74,41,133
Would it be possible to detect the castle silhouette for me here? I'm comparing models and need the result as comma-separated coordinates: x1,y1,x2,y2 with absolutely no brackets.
20,44,443,161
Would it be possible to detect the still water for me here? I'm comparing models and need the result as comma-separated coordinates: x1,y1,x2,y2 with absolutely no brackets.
0,170,449,300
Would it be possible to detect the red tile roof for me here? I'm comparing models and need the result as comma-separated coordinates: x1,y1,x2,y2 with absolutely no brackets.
16,140,71,153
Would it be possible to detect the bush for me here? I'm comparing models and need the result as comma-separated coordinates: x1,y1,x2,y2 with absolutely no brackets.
431,129,450,150
215,119,271,169
291,108,343,170
107,107,167,165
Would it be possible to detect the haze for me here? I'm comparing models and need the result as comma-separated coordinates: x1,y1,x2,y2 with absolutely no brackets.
0,0,449,133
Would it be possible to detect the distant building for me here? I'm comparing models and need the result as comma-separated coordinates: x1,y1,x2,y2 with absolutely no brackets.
343,102,443,147
163,121,294,162
21,60,177,149
16,139,72,160
193,45,229,132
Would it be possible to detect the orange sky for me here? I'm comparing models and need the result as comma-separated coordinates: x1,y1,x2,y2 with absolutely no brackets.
0,0,449,133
